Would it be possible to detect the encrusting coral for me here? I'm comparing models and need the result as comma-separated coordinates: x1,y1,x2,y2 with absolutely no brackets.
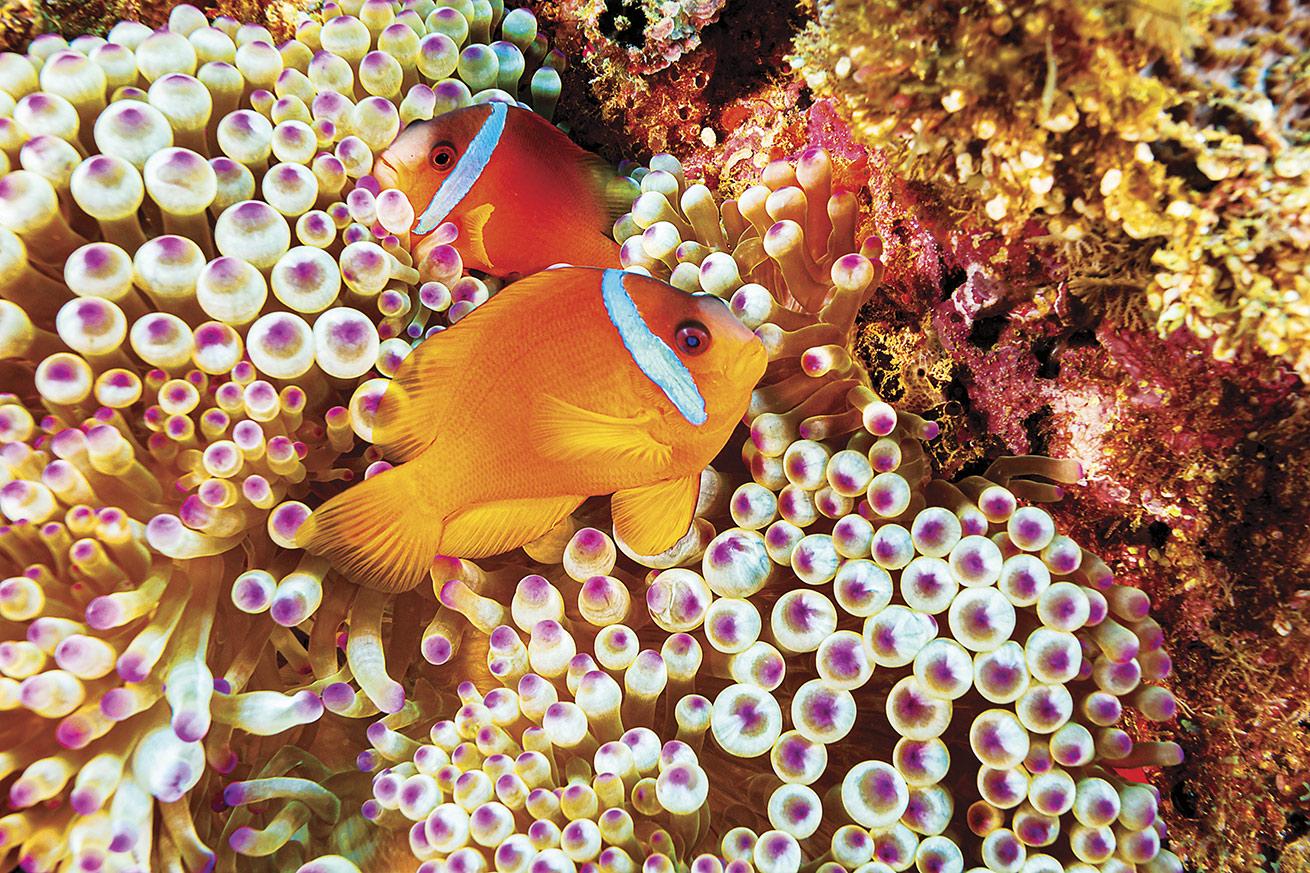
585,0,726,76
529,0,810,165
791,0,1310,380
0,0,1190,871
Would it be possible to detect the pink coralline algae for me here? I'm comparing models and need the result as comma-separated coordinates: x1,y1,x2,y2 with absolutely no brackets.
571,0,727,75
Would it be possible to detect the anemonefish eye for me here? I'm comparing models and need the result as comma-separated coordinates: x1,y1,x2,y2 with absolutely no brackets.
429,143,457,171
674,321,711,356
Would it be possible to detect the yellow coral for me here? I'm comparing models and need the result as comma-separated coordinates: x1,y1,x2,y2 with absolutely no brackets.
793,0,1310,378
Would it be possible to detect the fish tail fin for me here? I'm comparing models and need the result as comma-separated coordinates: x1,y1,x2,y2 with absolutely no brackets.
600,174,642,224
298,468,442,594
528,111,637,227
579,154,642,227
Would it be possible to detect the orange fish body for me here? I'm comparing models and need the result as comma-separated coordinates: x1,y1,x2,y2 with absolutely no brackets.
374,103,632,277
300,267,768,593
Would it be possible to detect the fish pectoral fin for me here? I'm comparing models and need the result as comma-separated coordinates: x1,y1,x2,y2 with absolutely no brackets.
532,394,673,469
439,495,585,559
298,466,442,593
611,474,700,556
459,202,495,269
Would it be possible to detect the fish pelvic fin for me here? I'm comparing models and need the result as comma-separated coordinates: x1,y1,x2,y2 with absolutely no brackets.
611,473,700,556
439,495,585,559
459,202,495,270
298,467,442,593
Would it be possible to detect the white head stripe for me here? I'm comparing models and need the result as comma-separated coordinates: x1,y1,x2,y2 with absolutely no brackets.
601,269,707,426
413,102,508,235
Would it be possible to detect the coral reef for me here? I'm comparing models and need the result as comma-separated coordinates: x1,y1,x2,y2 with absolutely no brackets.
792,0,1310,380
535,0,809,171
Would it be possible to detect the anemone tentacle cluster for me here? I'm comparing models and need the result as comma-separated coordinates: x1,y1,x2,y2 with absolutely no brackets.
0,0,565,868
298,149,1187,873
0,1,1187,870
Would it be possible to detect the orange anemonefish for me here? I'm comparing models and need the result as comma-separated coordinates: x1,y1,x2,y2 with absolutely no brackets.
299,267,768,593
373,103,636,277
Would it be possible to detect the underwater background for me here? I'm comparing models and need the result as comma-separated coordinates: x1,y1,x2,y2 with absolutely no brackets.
0,0,1305,870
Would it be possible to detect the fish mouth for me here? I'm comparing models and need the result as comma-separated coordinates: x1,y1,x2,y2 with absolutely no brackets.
734,336,770,386
373,154,401,190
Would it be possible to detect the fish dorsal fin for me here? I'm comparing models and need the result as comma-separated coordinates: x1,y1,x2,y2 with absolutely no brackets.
438,494,585,559
460,202,495,270
611,474,700,556
373,326,478,462
298,466,443,593
531,393,673,470
526,113,637,227
374,270,564,462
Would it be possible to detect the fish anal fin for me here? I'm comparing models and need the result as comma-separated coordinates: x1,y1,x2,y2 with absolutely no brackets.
522,513,579,563
532,394,672,469
299,468,441,593
438,495,584,559
459,202,495,270
611,474,700,556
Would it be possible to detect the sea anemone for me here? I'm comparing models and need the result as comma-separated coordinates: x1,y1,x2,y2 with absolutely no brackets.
0,1,1187,870
0,1,564,868
296,147,1187,873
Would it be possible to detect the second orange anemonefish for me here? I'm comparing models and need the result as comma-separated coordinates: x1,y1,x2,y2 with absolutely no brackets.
374,103,637,277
